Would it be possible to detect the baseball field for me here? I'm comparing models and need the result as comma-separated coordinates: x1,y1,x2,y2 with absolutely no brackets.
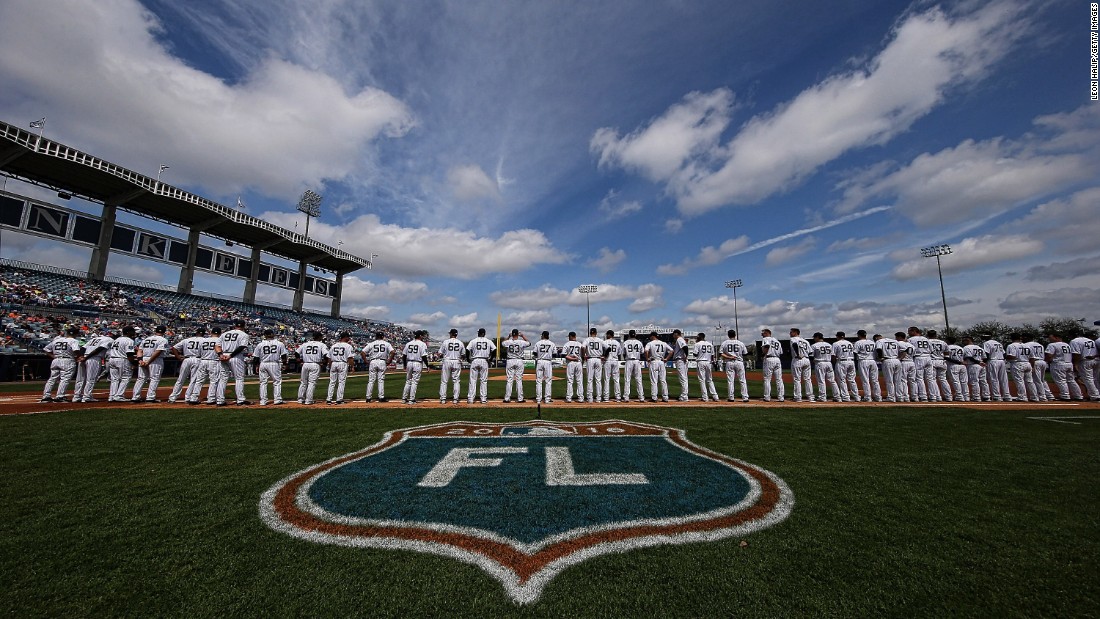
2,369,1097,617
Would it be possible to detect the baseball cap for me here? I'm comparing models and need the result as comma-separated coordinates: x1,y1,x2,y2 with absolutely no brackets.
511,328,519,336
449,328,458,335
263,329,274,337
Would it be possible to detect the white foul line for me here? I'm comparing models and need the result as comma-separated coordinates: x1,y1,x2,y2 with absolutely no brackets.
1026,416,1100,425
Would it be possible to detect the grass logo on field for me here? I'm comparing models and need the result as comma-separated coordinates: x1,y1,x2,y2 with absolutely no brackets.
259,420,794,604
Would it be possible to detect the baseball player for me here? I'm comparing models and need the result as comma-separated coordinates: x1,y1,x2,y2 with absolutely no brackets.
944,336,970,402
789,328,814,402
719,329,750,402
1045,333,1082,401
561,331,584,403
502,329,530,403
76,330,113,403
400,330,428,405
907,327,939,402
582,328,605,403
644,331,672,402
326,332,356,405
832,332,859,403
465,328,495,404
760,328,784,402
1069,334,1100,401
106,326,137,402
896,333,918,401
215,319,252,405
874,333,905,403
693,333,719,402
853,330,881,402
296,331,329,405
254,329,288,405
982,335,1010,402
363,332,396,403
167,327,205,404
926,330,952,402
188,326,223,405
602,330,623,402
810,332,842,402
437,328,465,404
131,325,168,402
671,329,690,401
40,326,82,402
1026,337,1054,401
621,330,645,402
961,336,989,402
1005,333,1038,402
533,331,557,404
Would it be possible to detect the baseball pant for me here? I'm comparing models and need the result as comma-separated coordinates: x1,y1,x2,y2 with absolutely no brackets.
169,357,199,402
1074,358,1099,400
966,364,990,401
190,360,222,403
901,361,918,401
914,357,940,401
585,358,604,402
258,361,283,405
882,359,905,402
565,362,583,402
326,361,349,402
298,362,321,404
673,359,689,400
439,360,463,402
623,360,644,400
723,360,748,400
696,363,718,401
932,360,951,401
367,359,389,400
504,359,525,401
80,357,106,401
814,362,841,401
217,356,249,403
603,359,622,401
834,360,858,402
1049,362,1082,400
857,360,881,402
791,358,813,401
467,359,489,403
648,361,669,401
43,358,76,400
401,361,423,402
132,361,164,401
211,361,231,404
1010,361,1037,401
762,357,784,401
535,360,553,402
947,363,969,401
72,362,87,402
986,359,1009,401
1031,360,1054,401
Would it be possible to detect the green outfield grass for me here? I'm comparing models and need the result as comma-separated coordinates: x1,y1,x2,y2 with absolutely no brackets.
2,397,1097,618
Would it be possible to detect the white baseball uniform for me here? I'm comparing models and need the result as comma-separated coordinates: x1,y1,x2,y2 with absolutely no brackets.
945,344,969,401
897,340,918,401
693,340,719,401
1069,336,1100,400
215,328,252,404
132,334,168,401
789,336,813,402
810,341,841,402
831,338,858,402
168,336,203,403
621,337,645,401
761,336,784,402
602,338,623,402
465,336,495,403
503,337,530,402
928,338,952,402
437,337,466,403
671,335,689,401
189,335,223,404
853,337,881,402
533,338,557,403
876,338,905,403
255,339,288,405
363,339,395,401
645,339,672,401
1046,341,1081,400
401,339,428,403
719,338,749,401
296,340,328,404
582,336,605,402
561,339,584,402
78,334,113,402
907,335,938,402
326,341,356,403
982,339,1010,401
1026,341,1053,401
1005,341,1037,401
42,335,81,401
962,343,989,401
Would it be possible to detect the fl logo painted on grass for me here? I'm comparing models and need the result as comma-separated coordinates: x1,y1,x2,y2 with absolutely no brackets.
260,420,794,604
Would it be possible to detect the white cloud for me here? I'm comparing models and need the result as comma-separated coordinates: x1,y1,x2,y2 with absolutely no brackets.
627,293,664,313
0,0,415,198
593,2,1025,215
836,106,1100,226
765,237,816,267
340,277,430,303
1002,187,1100,255
657,236,750,275
890,234,1043,280
446,164,502,203
587,247,627,273
341,305,391,319
489,283,664,311
664,219,684,234
259,212,569,279
827,236,895,253
999,287,1100,316
449,312,481,328
597,190,643,220
1024,256,1100,282
503,310,556,327
406,311,447,329
683,296,833,331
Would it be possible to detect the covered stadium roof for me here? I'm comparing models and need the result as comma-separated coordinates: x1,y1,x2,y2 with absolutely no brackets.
0,120,368,273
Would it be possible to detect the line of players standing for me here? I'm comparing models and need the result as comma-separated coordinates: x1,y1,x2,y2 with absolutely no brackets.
757,327,1100,403
38,321,1100,406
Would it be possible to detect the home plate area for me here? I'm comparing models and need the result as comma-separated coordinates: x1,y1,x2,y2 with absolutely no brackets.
260,419,793,604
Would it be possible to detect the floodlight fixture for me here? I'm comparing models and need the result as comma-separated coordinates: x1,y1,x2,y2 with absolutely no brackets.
296,190,323,238
578,285,599,333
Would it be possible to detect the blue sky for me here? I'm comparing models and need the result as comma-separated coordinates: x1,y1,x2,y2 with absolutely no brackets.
0,0,1097,340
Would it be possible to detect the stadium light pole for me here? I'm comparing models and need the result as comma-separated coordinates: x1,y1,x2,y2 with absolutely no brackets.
368,253,378,270
578,285,598,333
296,190,323,239
920,244,952,335
156,164,169,188
725,279,743,337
